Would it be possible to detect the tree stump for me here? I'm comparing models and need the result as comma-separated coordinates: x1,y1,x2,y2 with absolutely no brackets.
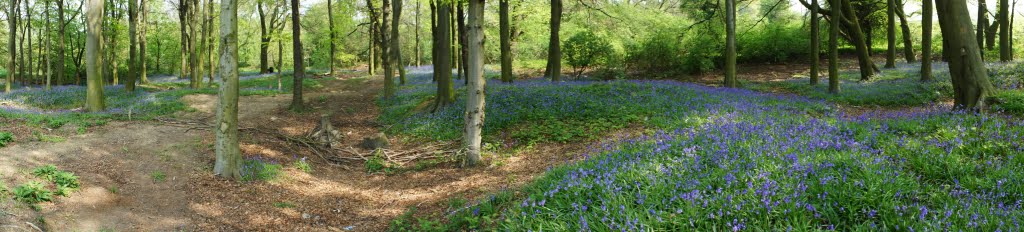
308,114,342,149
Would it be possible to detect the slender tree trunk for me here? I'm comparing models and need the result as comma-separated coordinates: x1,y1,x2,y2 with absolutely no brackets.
450,3,458,80
430,0,437,82
189,0,201,88
180,1,190,81
978,0,987,52
433,1,454,110
289,0,304,111
86,0,106,112
215,0,242,180
840,0,876,80
258,0,270,74
381,0,394,94
458,3,468,86
140,0,148,83
128,0,139,92
6,0,17,93
499,0,513,83
895,0,915,62
724,0,737,87
206,0,214,86
809,0,819,85
545,0,562,81
415,1,421,67
936,0,994,109
277,39,283,91
829,0,841,93
392,0,406,85
45,1,52,90
328,0,336,75
368,5,376,76
464,0,485,166
26,0,33,86
57,0,66,86
921,0,933,81
885,0,896,68
998,0,1011,61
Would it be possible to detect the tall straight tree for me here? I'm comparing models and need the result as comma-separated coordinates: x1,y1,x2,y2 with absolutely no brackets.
392,0,406,85
366,0,378,76
828,0,840,93
884,0,896,68
25,0,32,86
499,0,513,83
86,0,105,111
894,0,915,62
432,0,454,111
139,0,148,83
415,1,421,66
464,0,485,166
128,0,139,92
381,0,394,93
977,0,987,51
215,0,241,180
724,0,737,88
45,0,52,90
457,3,467,85
57,0,66,85
936,0,994,109
920,0,933,81
328,0,336,75
6,0,18,93
997,0,1011,61
545,0,562,81
289,0,304,111
809,0,819,85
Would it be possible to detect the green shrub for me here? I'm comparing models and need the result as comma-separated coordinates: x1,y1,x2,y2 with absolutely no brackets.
151,171,167,182
0,131,12,147
737,23,811,63
13,181,53,204
365,152,395,174
563,31,614,78
53,171,80,189
292,157,313,173
31,165,59,181
626,32,686,77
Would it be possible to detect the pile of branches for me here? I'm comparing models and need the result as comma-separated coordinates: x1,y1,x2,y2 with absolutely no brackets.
336,142,459,166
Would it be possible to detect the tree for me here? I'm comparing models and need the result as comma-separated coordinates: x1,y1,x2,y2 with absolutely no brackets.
45,0,52,90
215,0,241,180
920,0,933,81
894,0,915,62
381,0,394,93
884,0,896,68
998,0,1011,61
464,0,485,166
544,0,562,82
797,0,878,81
977,0,987,51
258,0,286,74
86,0,105,112
139,0,149,83
936,0,994,109
128,0,140,92
432,0,454,111
415,1,421,67
724,0,737,87
58,0,66,86
6,0,18,93
809,0,819,85
499,0,513,83
828,0,840,94
328,0,336,75
289,0,304,111
392,0,406,85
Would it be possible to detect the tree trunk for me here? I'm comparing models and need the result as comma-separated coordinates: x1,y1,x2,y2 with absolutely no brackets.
179,1,190,81
458,3,468,86
215,0,242,180
58,0,66,86
392,0,406,85
809,0,819,85
368,5,376,76
895,0,915,62
451,3,458,80
328,0,336,75
7,0,19,93
545,0,562,81
977,0,988,52
289,0,304,111
189,0,202,89
139,0,148,83
430,0,437,82
936,0,995,109
45,1,52,90
724,0,737,87
415,1,421,67
381,0,394,94
433,1,454,111
464,0,485,166
86,0,106,112
998,0,1011,61
829,0,841,94
885,0,896,68
128,0,139,92
840,0,876,80
499,0,513,83
921,0,933,81
26,0,33,87
206,0,214,86
258,0,270,74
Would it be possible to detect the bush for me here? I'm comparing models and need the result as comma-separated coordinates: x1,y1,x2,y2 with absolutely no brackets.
31,165,59,181
13,181,53,204
626,32,687,77
0,131,12,147
563,31,614,78
737,23,811,63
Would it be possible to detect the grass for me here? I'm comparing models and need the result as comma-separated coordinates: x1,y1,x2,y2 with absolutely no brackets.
380,72,1024,231
241,156,283,182
0,131,12,147
151,171,167,182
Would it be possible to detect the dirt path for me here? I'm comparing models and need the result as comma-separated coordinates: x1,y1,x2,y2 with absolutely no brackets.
1,72,601,231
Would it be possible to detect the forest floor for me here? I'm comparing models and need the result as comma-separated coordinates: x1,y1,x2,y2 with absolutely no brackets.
0,70,627,231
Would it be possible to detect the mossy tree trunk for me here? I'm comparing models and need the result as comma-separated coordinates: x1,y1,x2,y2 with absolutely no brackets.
432,1,454,111
128,0,139,92
809,0,819,86
998,0,1011,61
289,0,305,111
936,0,995,109
392,0,406,85
894,0,915,63
7,0,18,93
885,0,897,68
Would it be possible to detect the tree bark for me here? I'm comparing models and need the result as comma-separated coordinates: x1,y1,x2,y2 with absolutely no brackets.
895,0,915,62
977,0,987,52
809,0,819,85
921,0,933,81
724,0,737,87
458,3,468,86
179,0,190,81
499,0,513,83
381,0,394,94
258,0,270,74
140,0,148,83
415,1,421,67
885,0,896,68
936,0,995,109
328,0,336,75
189,0,202,88
545,0,562,81
998,0,1011,61
464,0,485,166
45,0,52,90
368,2,377,76
26,0,33,86
128,0,139,92
215,0,242,180
86,0,106,112
58,0,66,86
289,0,304,111
392,0,406,85
432,1,454,111
829,0,840,93
7,0,19,93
